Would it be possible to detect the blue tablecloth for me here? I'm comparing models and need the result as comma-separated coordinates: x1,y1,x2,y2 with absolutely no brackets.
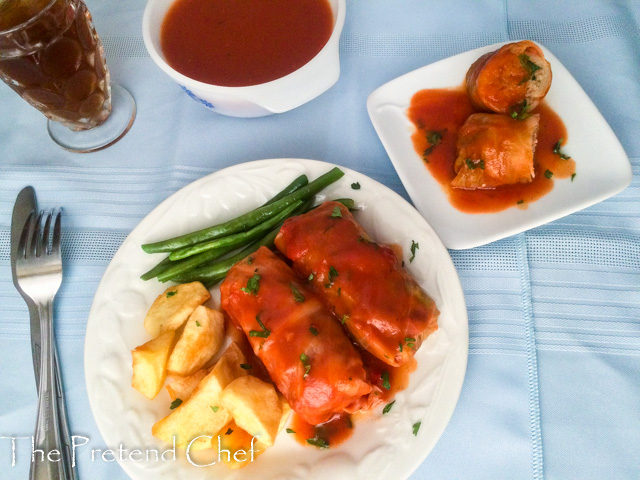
1,1,639,479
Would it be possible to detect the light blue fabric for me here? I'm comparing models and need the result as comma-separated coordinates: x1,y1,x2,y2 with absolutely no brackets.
1,0,639,479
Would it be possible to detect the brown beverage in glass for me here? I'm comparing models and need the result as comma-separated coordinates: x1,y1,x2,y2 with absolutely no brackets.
0,0,111,131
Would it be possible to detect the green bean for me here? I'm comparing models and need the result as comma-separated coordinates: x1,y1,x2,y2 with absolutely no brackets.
262,174,308,206
168,199,304,261
156,200,303,282
168,197,315,285
141,242,239,282
140,256,172,281
139,174,308,280
141,167,344,254
169,228,280,287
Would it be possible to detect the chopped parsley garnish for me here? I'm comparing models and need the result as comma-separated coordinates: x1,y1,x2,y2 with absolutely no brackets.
341,314,349,325
290,283,305,302
571,173,576,182
225,428,233,435
382,400,396,414
423,130,444,160
330,206,342,218
399,342,403,352
240,364,252,370
308,273,314,281
517,199,525,205
211,406,219,413
170,398,183,409
166,291,177,298
426,130,443,145
195,321,201,327
325,266,339,288
249,315,270,338
351,182,361,190
412,421,421,436
465,158,485,170
511,100,531,120
519,54,542,83
286,428,296,434
409,240,419,263
544,169,554,179
329,266,339,282
553,138,571,159
306,437,329,449
241,274,261,295
247,256,254,265
300,353,311,379
405,337,416,349
381,371,391,390
309,326,319,336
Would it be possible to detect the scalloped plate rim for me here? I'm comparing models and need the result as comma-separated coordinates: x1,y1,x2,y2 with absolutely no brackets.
84,158,468,480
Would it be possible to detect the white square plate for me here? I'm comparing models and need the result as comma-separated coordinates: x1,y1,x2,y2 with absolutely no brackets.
367,41,632,250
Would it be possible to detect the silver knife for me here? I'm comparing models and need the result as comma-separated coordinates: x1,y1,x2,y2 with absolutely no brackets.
11,186,41,380
11,187,77,480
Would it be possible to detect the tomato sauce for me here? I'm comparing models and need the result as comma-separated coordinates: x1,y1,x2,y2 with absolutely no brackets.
289,349,416,449
408,86,576,213
290,411,353,449
160,0,334,86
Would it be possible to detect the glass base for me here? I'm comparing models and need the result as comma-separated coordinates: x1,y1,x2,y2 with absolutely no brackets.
47,84,136,153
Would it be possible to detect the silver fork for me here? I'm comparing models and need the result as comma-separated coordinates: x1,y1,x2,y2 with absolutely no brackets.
16,210,67,480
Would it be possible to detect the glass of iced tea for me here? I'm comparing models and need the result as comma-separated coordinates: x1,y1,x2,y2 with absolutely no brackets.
0,0,135,152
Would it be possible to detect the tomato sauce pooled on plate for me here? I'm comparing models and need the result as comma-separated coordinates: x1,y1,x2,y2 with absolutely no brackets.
289,350,416,449
160,0,334,87
408,87,576,214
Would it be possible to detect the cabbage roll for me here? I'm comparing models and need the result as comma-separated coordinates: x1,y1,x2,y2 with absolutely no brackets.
451,113,539,189
275,202,439,367
466,40,552,115
220,246,372,425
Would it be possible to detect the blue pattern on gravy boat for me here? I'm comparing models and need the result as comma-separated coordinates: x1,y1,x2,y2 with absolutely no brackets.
181,86,215,110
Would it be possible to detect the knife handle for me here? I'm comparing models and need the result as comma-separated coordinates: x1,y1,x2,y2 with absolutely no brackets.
29,302,77,480
54,343,77,480
30,300,66,480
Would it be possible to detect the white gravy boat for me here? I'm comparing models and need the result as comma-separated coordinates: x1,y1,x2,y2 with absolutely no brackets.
142,0,346,117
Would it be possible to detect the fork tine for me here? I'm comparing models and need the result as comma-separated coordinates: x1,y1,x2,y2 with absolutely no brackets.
42,210,54,255
32,210,45,258
51,209,62,258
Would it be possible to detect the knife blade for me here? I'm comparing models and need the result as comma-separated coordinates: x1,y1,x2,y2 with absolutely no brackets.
11,187,77,480
10,186,41,380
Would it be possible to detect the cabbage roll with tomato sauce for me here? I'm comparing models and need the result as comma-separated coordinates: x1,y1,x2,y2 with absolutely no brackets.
466,40,551,116
451,112,540,189
220,246,372,425
275,201,439,368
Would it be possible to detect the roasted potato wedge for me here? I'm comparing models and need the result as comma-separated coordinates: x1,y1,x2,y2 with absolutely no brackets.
221,375,283,447
131,330,176,399
217,420,263,469
144,282,210,338
218,396,292,469
152,342,248,449
167,306,225,376
166,367,210,401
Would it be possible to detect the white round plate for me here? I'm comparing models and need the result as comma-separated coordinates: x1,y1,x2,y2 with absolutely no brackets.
85,158,468,480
